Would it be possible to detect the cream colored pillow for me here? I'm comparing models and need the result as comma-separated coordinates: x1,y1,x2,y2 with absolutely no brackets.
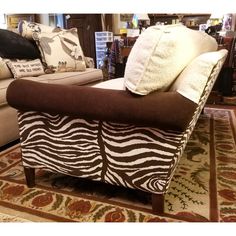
18,20,57,39
124,24,218,95
33,29,86,72
0,58,12,79
170,49,228,104
7,59,45,79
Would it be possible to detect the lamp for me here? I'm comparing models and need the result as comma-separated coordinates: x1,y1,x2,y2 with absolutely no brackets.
135,14,150,34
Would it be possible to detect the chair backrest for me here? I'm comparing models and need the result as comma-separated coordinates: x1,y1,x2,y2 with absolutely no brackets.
167,49,228,183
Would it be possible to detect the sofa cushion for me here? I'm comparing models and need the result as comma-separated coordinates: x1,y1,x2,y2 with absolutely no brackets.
1,68,103,106
18,20,56,39
170,49,228,104
7,59,45,79
36,68,103,85
0,78,15,106
0,29,41,60
33,29,86,72
124,24,218,95
0,58,12,80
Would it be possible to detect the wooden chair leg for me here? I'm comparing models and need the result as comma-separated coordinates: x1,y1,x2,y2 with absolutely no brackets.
24,167,35,188
152,193,165,215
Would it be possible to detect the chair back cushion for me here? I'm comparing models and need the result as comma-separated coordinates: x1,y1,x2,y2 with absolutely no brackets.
124,24,218,95
170,49,228,104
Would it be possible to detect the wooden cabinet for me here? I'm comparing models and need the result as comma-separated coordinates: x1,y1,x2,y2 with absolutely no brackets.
63,14,103,65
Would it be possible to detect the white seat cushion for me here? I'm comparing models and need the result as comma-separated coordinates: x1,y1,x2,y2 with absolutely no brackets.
93,77,125,90
124,24,218,95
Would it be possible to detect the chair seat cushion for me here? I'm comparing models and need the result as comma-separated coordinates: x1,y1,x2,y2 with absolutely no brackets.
93,77,125,90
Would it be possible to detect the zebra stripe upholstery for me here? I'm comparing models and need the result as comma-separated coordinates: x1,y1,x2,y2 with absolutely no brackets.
15,52,226,195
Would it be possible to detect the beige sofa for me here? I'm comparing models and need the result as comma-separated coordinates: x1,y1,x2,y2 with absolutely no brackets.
0,68,103,147
0,21,104,147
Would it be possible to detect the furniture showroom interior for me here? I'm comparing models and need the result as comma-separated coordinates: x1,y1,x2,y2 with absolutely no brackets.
0,13,236,223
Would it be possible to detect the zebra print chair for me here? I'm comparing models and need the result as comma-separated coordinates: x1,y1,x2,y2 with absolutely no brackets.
6,49,227,215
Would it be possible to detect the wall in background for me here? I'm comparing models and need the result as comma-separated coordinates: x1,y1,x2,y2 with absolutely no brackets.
0,14,7,29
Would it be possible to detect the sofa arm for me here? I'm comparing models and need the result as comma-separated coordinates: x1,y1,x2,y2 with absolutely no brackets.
7,79,197,131
85,57,95,68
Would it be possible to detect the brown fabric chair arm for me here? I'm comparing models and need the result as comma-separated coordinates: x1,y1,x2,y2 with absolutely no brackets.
7,79,197,131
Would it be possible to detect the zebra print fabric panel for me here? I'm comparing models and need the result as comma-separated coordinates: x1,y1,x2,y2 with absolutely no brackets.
18,112,103,180
18,111,184,194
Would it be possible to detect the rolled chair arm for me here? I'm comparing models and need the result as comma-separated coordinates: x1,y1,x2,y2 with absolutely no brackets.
7,79,197,131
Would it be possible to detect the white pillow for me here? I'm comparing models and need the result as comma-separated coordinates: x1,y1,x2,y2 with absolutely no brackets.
170,49,228,104
7,59,45,79
33,29,86,72
124,24,218,95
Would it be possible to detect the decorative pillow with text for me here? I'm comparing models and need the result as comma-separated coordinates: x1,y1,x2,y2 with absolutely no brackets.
7,59,45,79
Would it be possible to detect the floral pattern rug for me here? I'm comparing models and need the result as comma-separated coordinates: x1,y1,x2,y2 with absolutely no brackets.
0,107,236,222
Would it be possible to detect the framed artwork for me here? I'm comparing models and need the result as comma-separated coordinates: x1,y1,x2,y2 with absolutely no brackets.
120,14,133,22
6,14,35,29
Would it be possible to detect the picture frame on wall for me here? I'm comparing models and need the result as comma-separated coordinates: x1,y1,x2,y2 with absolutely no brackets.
6,14,35,29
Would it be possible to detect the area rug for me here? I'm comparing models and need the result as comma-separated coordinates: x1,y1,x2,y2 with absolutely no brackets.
0,211,29,222
0,107,236,222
